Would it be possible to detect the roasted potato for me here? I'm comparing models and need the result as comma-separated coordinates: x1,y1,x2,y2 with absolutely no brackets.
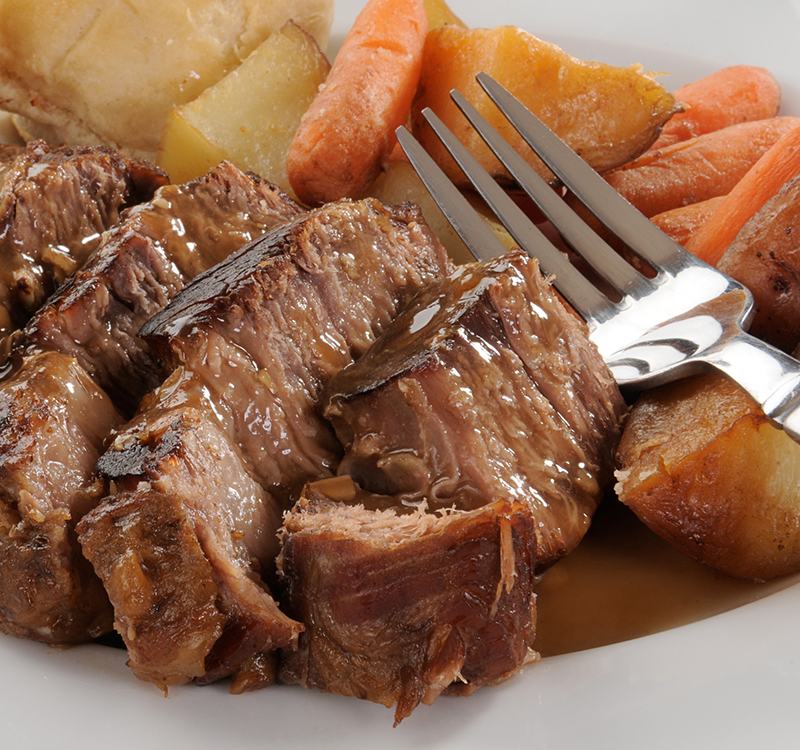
718,173,800,352
157,21,330,193
615,373,800,581
411,24,679,189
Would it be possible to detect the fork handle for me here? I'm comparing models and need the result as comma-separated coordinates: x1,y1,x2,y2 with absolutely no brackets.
710,332,800,441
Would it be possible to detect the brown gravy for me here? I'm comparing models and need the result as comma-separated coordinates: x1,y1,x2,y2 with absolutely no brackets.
533,499,800,657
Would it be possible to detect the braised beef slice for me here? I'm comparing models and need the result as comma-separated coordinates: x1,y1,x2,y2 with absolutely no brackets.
322,251,627,570
277,488,538,725
81,198,449,690
15,161,302,413
141,198,452,505
96,367,283,571
78,486,301,690
0,141,168,337
82,366,299,688
0,143,24,166
0,351,123,643
0,163,299,646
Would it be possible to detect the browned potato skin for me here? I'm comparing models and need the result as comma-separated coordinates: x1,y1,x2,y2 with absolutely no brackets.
615,373,800,581
411,25,679,188
718,174,800,353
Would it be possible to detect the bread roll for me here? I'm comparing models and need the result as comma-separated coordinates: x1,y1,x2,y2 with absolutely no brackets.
0,0,334,159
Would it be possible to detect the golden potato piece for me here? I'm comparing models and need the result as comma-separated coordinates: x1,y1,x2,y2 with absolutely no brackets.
156,113,228,188
157,21,330,192
411,25,678,187
615,373,800,581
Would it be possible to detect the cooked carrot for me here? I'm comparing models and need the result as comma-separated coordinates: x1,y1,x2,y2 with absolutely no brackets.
649,195,726,247
650,65,781,150
602,116,800,218
686,122,800,266
286,0,428,206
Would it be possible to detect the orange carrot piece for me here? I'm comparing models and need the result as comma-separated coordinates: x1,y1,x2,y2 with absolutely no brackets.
286,0,428,206
650,65,781,150
649,195,726,247
603,116,800,218
686,122,800,266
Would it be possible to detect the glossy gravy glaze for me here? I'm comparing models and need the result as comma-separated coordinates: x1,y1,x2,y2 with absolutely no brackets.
533,497,800,657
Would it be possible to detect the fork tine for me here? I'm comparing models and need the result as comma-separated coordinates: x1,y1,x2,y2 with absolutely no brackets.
476,72,686,271
410,110,613,322
449,88,652,300
395,126,508,263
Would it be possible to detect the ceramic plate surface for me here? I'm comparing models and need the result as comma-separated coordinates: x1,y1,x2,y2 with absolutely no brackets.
4,1,800,748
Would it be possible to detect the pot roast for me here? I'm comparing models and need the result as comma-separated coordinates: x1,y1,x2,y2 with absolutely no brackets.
271,251,624,720
0,162,301,645
322,251,627,570
0,141,168,338
78,198,452,689
0,146,626,723
14,160,303,414
278,483,539,725
0,351,122,642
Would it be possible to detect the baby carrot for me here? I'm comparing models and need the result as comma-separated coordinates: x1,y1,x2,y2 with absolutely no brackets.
650,65,781,150
603,116,800,218
649,195,726,247
686,122,800,266
286,0,428,206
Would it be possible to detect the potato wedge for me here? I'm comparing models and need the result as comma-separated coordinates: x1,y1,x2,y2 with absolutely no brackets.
718,173,800,352
411,25,678,187
615,373,800,581
157,21,330,192
156,112,228,186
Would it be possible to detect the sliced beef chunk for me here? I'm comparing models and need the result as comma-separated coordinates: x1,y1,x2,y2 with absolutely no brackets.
141,198,452,505
322,251,627,570
0,351,123,643
81,367,300,689
96,367,283,573
82,198,450,690
0,163,300,646
79,484,300,693
14,161,302,413
277,485,538,725
0,141,168,337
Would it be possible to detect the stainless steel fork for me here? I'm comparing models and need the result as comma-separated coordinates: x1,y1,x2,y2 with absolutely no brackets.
396,72,800,442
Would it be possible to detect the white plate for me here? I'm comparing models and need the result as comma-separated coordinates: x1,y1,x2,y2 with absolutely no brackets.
5,1,800,748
